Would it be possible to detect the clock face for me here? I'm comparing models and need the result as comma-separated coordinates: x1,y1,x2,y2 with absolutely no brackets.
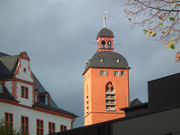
107,41,111,48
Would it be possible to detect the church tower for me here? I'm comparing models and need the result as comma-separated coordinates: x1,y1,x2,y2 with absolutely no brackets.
83,18,130,126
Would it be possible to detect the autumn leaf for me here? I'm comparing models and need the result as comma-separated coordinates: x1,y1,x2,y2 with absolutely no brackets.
146,34,149,38
149,30,153,33
162,41,167,46
166,43,171,50
128,18,132,21
143,29,148,34
158,16,163,20
170,44,175,49
167,42,175,50
160,23,163,28
169,17,175,21
151,32,157,37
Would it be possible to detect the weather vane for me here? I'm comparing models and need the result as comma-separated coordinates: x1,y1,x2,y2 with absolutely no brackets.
103,10,108,28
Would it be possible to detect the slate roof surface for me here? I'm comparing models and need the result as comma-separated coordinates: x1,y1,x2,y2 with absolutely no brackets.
0,52,77,117
33,103,78,117
0,86,17,102
0,55,18,80
97,27,114,38
84,51,129,74
130,98,142,106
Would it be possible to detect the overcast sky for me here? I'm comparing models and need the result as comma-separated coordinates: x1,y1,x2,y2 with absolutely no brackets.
0,0,179,128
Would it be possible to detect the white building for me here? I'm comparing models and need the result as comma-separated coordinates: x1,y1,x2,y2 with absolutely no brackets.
0,51,77,135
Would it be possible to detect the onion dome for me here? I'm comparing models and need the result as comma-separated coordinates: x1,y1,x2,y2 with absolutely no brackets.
97,27,114,38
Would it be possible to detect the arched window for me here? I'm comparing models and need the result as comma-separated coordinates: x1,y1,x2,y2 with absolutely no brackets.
101,41,105,48
107,41,111,48
105,82,115,111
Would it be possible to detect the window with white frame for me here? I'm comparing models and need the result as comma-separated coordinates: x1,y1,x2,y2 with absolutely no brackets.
35,93,39,103
99,70,105,76
45,96,49,105
113,71,119,76
119,71,124,76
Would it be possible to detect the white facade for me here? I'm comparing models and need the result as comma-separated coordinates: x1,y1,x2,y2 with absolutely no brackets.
0,101,72,135
16,58,34,83
0,52,76,135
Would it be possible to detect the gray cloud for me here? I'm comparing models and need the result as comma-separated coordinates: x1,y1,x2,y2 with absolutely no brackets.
0,0,179,127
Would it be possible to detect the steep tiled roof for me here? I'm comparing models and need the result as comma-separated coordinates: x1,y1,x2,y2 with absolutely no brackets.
83,51,129,74
0,86,17,102
0,52,77,117
0,55,18,80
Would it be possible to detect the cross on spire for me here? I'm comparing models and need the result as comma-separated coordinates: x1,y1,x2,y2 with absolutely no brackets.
103,11,108,28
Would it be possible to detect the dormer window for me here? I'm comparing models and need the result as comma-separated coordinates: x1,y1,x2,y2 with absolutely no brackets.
45,96,49,105
0,84,3,94
35,93,38,103
34,90,39,103
100,58,104,62
45,93,50,105
116,58,120,63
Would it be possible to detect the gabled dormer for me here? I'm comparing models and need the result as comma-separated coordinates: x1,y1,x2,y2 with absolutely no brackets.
12,52,35,107
14,52,34,83
39,92,50,106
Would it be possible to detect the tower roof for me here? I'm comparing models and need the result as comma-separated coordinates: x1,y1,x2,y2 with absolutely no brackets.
97,27,114,38
83,51,129,74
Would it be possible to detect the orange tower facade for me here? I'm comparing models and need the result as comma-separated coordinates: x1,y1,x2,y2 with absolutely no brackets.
83,27,130,126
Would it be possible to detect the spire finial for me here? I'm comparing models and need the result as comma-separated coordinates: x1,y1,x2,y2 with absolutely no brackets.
103,10,108,28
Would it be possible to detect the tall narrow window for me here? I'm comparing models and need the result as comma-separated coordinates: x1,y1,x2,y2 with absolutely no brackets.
37,119,43,135
107,41,111,48
34,90,39,103
35,93,38,103
105,82,116,111
119,71,124,76
21,86,28,98
106,71,108,76
5,113,13,129
60,125,67,131
0,84,3,94
113,71,118,76
45,96,49,105
101,41,105,48
99,70,105,76
21,116,29,134
49,122,55,134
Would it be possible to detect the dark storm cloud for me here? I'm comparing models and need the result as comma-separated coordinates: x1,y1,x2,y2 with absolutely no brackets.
0,0,179,127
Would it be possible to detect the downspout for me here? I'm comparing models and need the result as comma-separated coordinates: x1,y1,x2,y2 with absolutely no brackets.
71,118,75,129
